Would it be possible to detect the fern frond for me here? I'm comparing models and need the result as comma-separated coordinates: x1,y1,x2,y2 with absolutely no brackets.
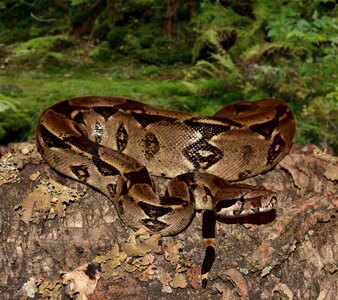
252,0,278,21
241,42,303,62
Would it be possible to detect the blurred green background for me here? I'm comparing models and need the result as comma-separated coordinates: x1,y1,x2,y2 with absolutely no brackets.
0,0,337,153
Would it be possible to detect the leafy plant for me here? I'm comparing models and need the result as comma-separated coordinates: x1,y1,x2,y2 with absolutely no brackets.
0,96,32,144
185,0,338,152
297,91,338,151
0,0,336,152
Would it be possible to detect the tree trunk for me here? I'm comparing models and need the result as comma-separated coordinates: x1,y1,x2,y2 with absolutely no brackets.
0,140,337,299
189,0,197,19
164,0,182,43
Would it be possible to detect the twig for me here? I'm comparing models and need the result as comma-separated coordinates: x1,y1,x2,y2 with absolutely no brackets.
30,12,58,23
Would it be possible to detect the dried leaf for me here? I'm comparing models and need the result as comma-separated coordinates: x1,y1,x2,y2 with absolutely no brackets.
157,267,172,286
164,239,183,266
63,263,101,300
323,164,338,181
170,273,187,289
185,266,201,289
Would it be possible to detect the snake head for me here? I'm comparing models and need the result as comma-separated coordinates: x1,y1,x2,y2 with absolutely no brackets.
214,184,277,218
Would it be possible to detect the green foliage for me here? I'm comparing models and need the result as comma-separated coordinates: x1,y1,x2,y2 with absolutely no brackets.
0,63,194,143
15,35,70,52
191,1,251,62
0,0,336,152
107,26,127,48
70,0,93,5
89,42,113,61
297,91,338,150
10,35,74,66
186,0,338,152
0,95,32,144
0,1,69,44
0,0,195,64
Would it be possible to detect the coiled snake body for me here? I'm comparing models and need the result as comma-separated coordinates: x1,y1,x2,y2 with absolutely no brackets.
36,96,295,287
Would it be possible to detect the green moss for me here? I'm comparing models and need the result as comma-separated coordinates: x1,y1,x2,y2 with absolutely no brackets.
9,35,74,67
15,35,70,52
89,42,113,61
107,27,127,49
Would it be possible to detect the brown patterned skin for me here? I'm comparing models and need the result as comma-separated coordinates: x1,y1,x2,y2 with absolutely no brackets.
36,96,296,287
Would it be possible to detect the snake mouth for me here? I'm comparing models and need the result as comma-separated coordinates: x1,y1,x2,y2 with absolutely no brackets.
215,195,277,218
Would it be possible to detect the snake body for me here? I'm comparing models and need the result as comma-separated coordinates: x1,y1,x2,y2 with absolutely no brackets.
36,96,296,287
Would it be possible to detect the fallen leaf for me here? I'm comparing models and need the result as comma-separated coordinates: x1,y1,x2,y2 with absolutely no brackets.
63,263,101,300
324,164,338,181
170,273,187,289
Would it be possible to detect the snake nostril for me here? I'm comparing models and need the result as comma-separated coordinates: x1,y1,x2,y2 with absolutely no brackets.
76,246,85,256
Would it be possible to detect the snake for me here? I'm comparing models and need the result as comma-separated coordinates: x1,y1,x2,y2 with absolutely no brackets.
35,96,296,287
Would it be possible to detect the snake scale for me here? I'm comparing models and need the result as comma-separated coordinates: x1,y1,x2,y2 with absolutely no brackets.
36,96,296,287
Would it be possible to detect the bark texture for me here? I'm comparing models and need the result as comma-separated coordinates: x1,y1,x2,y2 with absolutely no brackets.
0,140,337,299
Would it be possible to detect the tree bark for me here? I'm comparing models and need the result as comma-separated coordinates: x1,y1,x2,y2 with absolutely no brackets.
0,140,337,299
164,0,182,43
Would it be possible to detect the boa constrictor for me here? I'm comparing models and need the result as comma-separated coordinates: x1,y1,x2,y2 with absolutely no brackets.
36,96,296,287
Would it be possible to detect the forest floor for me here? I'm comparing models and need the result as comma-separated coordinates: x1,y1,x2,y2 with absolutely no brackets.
0,60,229,142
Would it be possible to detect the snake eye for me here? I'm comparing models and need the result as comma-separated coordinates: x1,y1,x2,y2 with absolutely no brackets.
239,195,246,203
